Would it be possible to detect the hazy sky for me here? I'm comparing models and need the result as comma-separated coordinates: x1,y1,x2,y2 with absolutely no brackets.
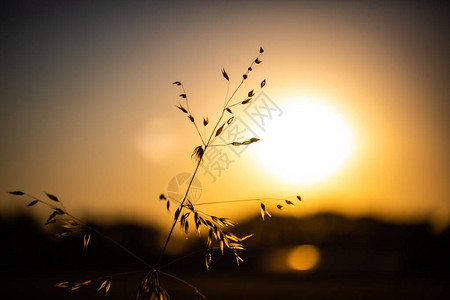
1,1,448,231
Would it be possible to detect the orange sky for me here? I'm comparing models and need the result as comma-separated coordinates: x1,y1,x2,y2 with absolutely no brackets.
1,1,448,231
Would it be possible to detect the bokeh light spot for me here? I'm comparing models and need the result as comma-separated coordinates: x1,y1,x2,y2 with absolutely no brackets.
287,244,321,271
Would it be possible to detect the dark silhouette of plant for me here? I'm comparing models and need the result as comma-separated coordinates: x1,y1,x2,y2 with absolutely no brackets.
8,47,302,299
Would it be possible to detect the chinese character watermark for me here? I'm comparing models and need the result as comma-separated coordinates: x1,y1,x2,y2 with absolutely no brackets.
201,92,282,182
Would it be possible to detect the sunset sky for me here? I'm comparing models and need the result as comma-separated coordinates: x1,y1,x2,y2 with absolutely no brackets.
1,1,448,232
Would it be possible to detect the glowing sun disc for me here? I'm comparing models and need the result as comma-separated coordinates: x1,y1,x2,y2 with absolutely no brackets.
251,97,354,184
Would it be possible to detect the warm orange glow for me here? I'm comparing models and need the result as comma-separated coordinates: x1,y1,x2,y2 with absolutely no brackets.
252,97,354,184
287,244,321,271
0,1,448,231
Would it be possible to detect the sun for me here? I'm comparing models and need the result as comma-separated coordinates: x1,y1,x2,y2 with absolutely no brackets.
251,96,355,184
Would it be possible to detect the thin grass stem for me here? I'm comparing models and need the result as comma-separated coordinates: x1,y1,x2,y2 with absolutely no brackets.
181,84,206,146
158,270,206,298
194,196,299,206
23,193,153,269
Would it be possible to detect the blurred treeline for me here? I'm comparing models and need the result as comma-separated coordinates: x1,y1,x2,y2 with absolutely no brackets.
1,212,449,299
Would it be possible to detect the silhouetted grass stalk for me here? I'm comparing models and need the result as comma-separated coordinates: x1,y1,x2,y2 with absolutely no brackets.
156,159,203,267
156,50,265,267
8,47,303,299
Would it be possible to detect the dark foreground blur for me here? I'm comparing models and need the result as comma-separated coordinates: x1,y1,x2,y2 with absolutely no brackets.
1,213,449,299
